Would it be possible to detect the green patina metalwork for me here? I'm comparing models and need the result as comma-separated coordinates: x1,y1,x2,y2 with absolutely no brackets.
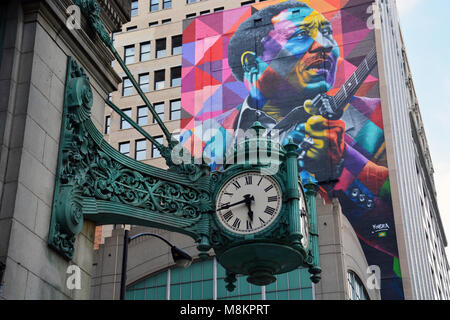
48,0,322,291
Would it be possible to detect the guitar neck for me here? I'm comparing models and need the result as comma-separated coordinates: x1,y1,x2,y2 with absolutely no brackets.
332,47,378,111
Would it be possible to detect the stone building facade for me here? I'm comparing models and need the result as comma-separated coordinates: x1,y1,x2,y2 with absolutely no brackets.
0,0,130,299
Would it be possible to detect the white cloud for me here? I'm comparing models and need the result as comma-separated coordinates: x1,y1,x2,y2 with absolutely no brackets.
396,0,421,15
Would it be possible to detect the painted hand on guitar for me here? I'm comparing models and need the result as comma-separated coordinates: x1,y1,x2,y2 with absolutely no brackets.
285,101,346,180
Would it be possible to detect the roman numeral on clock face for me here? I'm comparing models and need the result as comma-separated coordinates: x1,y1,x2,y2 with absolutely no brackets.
232,181,241,189
268,196,278,202
264,206,276,216
246,220,252,230
223,211,233,222
264,185,273,193
232,218,241,229
245,175,253,185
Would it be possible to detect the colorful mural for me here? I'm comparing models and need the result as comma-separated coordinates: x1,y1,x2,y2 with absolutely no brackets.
180,0,404,299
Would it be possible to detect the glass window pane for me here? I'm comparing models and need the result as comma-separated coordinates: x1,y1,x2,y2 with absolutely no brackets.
181,283,191,300
170,99,181,120
135,289,145,300
145,287,155,300
156,39,166,58
152,136,163,158
203,260,213,279
170,284,180,300
150,0,159,12
124,45,135,64
135,140,146,160
104,116,110,134
172,35,182,55
276,273,288,290
131,1,138,16
171,66,181,87
154,70,165,89
125,289,134,300
202,280,213,299
121,109,132,129
251,293,261,300
300,268,311,287
140,42,151,61
302,288,314,300
289,290,301,300
153,103,165,123
192,263,202,281
239,278,250,295
288,269,300,289
156,286,166,300
139,73,150,92
122,78,133,96
171,267,181,284
156,271,166,286
163,0,172,9
119,142,130,156
277,290,289,300
137,106,148,126
192,282,202,299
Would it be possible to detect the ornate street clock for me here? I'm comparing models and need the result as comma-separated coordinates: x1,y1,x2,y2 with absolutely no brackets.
48,0,321,295
208,123,321,290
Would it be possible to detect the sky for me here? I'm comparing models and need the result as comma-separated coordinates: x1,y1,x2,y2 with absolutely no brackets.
395,0,450,258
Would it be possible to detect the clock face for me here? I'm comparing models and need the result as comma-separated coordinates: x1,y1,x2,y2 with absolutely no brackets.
216,172,282,235
299,185,309,248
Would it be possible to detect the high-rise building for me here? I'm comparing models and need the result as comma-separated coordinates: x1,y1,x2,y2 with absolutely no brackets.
92,0,450,300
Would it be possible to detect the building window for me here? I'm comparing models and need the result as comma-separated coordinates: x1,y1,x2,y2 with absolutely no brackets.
214,7,224,12
154,70,165,90
122,77,133,96
149,21,158,27
156,38,166,58
153,102,165,123
131,1,138,16
170,66,181,87
124,45,135,65
170,99,181,120
119,141,130,156
120,108,132,129
125,259,314,300
162,18,171,24
172,35,182,55
104,116,110,134
200,10,210,15
241,0,255,6
186,13,196,19
150,0,159,12
126,26,137,31
139,73,150,92
140,42,151,61
163,0,172,9
135,139,147,161
347,271,369,300
186,0,196,4
137,106,148,126
152,136,164,158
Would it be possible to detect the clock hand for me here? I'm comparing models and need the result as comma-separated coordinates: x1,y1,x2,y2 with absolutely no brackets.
244,194,254,222
217,198,248,211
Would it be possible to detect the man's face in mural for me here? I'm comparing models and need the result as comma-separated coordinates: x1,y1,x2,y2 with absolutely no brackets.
243,7,339,110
